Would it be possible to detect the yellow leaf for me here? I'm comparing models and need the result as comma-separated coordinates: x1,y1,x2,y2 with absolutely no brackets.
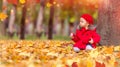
47,52,59,57
19,52,31,56
19,0,26,4
56,44,61,47
114,46,120,51
87,58,93,67
46,2,52,7
116,52,120,58
78,59,86,67
66,59,74,66
66,46,72,51
104,47,113,54
0,12,7,21
89,49,99,58
108,56,115,66
28,43,33,47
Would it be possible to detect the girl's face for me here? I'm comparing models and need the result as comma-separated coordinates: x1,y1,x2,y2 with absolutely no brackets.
79,18,89,28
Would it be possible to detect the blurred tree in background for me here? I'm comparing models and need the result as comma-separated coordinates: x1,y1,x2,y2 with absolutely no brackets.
0,0,98,40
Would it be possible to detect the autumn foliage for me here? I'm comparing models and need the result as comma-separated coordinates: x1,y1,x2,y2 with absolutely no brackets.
7,0,40,5
0,12,8,21
0,40,120,67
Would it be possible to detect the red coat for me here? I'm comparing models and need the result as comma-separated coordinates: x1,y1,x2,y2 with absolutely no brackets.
72,28,100,50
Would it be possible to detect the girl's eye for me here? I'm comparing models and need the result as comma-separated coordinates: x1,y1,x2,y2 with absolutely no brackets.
80,21,83,23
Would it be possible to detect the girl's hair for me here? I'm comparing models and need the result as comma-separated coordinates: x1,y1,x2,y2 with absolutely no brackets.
88,24,97,30
78,24,97,30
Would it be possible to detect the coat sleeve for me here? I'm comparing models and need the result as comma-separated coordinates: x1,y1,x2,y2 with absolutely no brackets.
72,29,81,42
72,30,79,42
92,32,101,44
72,34,79,42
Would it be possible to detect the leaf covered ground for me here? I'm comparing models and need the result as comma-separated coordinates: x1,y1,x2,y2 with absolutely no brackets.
0,40,120,67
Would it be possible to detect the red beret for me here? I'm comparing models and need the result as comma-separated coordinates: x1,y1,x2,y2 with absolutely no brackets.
81,14,94,24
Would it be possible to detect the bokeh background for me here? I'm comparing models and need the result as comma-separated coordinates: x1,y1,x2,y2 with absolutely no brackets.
0,0,98,40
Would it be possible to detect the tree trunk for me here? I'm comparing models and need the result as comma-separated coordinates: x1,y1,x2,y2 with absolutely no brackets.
20,5,26,39
97,0,120,45
60,19,64,35
8,6,16,37
48,0,54,39
0,0,8,35
69,22,74,35
0,0,2,11
36,0,45,37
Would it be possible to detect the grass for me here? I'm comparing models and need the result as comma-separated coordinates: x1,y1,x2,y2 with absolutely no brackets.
0,34,71,41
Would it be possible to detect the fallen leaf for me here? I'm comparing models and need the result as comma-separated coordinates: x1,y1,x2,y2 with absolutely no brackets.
86,59,93,67
104,47,113,54
95,61,105,67
72,62,78,67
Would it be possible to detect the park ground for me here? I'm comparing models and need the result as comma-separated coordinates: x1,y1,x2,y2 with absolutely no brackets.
0,40,120,67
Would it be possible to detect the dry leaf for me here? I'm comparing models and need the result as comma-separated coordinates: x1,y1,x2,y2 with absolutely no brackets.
0,40,120,67
104,47,113,54
95,61,105,67
0,12,7,21
86,58,93,67
19,0,26,4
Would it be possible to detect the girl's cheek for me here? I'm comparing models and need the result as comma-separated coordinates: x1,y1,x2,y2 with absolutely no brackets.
79,23,82,26
80,24,83,27
79,23,81,26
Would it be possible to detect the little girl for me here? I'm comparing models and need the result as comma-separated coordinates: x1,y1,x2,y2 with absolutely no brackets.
70,14,100,52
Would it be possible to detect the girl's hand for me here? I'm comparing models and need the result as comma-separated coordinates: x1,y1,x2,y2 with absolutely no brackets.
70,33,74,38
89,38,94,44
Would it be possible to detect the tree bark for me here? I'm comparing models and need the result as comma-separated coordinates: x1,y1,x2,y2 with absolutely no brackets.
8,5,16,37
0,0,2,11
69,22,74,35
0,0,8,35
20,5,26,39
35,0,45,37
97,0,120,45
60,19,64,35
48,0,54,39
